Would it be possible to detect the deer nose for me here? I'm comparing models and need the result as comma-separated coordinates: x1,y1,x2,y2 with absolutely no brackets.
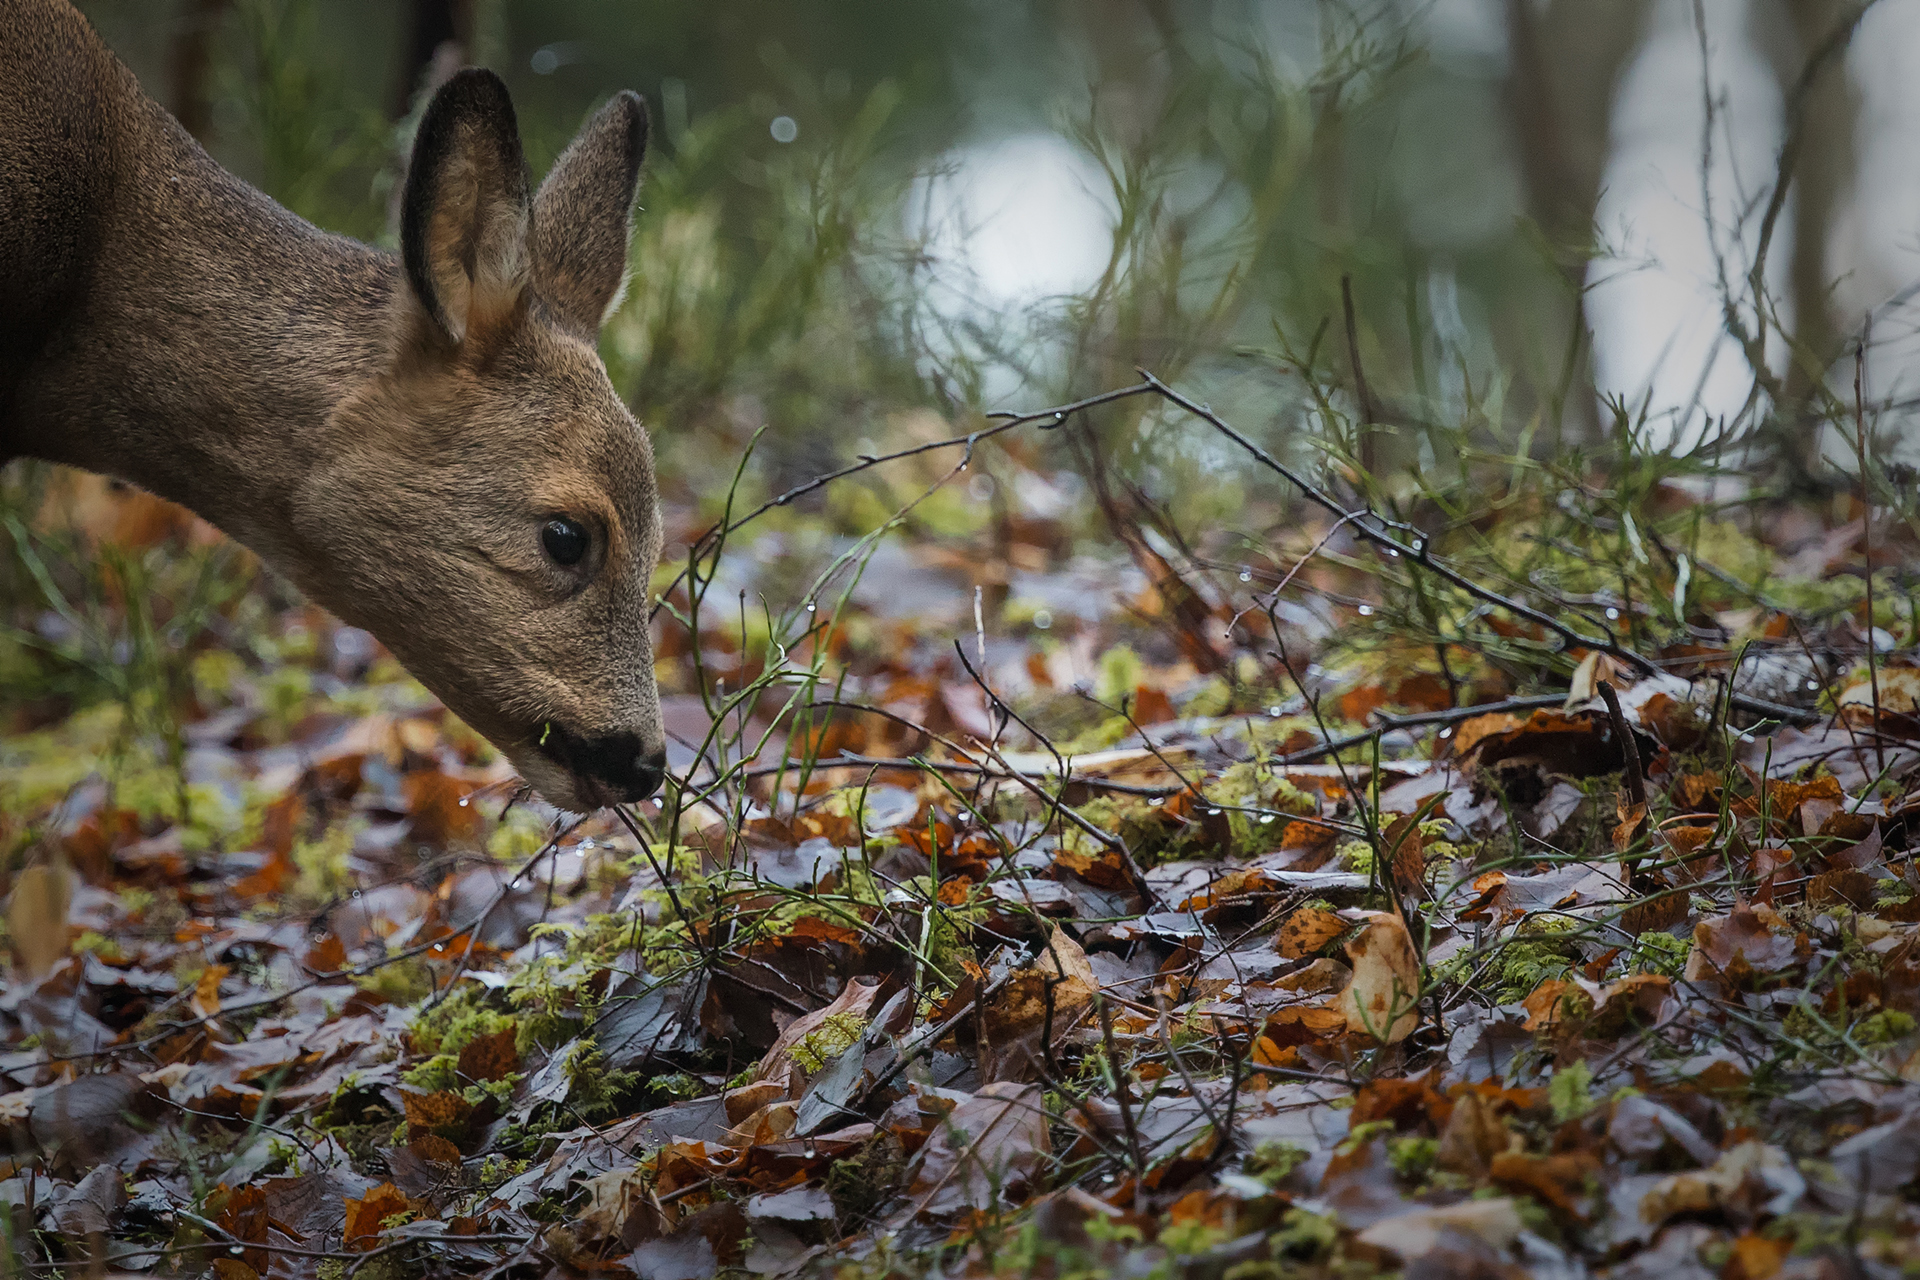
545,728,669,804
584,740,667,803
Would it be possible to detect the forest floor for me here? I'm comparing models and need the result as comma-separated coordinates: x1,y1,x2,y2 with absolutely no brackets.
4,381,1920,1280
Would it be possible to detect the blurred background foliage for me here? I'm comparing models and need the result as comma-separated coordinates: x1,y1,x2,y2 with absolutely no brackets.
62,0,1919,507
7,0,1917,737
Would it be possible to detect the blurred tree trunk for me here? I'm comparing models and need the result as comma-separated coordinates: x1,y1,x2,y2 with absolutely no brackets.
167,0,231,141
393,0,475,118
1502,0,1651,448
1754,0,1863,486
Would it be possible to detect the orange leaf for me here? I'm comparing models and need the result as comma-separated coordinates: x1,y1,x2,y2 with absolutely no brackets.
192,964,229,1020
1274,907,1348,959
343,1183,414,1250
456,1025,518,1084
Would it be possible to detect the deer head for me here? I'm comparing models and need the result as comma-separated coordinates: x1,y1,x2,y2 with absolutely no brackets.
290,71,666,812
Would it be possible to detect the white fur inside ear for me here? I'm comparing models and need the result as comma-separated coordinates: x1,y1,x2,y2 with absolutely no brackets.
599,260,633,325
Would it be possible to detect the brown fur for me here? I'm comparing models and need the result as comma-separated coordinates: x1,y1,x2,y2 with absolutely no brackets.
0,0,666,811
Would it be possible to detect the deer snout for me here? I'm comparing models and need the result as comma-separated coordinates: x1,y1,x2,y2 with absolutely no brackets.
538,725,669,805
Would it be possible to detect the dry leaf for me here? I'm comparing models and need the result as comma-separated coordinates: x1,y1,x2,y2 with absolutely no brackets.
1334,912,1422,1043
8,862,70,978
343,1183,416,1250
191,964,230,1020
1275,907,1348,959
981,927,1097,1042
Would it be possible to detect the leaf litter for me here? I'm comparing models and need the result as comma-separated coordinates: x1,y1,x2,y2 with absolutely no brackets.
3,382,1920,1279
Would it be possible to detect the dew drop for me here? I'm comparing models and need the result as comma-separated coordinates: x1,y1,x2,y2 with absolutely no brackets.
1411,538,1424,553
1206,807,1222,817
1049,411,1067,428
1438,727,1453,739
806,602,817,613
1149,796,1164,807
458,796,469,807
1032,610,1053,631
1268,705,1283,717
1806,678,1820,690
1387,548,1400,557
1358,605,1374,617
1238,567,1253,583
1259,814,1276,824
230,1246,246,1257
1605,607,1620,620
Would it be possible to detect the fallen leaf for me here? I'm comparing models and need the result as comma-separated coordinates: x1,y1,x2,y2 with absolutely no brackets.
8,862,70,977
1274,906,1348,959
981,927,1097,1043
909,1082,1049,1215
1334,912,1422,1043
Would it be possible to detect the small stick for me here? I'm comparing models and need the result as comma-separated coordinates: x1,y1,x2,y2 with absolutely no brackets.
1597,679,1646,811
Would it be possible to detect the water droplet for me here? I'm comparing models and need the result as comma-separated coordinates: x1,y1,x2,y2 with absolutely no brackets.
1268,705,1283,717
1605,607,1620,621
1259,814,1276,824
1148,796,1164,807
1046,411,1067,428
457,796,469,807
230,1246,246,1257
806,602,817,613
770,115,798,143
1238,567,1253,582
1411,538,1424,553
351,889,362,899
1032,610,1053,631
1438,727,1453,739
1358,605,1374,617
775,494,791,505
1806,678,1820,690
1386,548,1400,557
1206,807,1222,817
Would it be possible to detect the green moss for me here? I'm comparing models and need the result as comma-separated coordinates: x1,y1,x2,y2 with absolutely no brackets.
1549,1060,1596,1123
1854,1009,1915,1046
1492,938,1577,1004
355,957,433,1007
1246,1139,1310,1187
293,821,359,903
1094,645,1145,705
1388,1135,1438,1181
790,1010,870,1074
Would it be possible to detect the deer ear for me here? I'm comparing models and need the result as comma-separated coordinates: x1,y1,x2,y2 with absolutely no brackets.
529,91,648,334
401,69,531,346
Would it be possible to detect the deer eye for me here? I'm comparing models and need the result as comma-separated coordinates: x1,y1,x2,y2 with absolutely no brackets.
541,517,589,567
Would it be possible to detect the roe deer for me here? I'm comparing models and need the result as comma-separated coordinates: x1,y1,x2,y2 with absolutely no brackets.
0,0,668,811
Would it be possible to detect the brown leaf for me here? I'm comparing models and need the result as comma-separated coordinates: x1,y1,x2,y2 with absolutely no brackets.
1686,902,1803,983
908,1082,1050,1215
192,964,230,1020
402,1089,474,1142
456,1025,518,1084
1382,811,1426,901
1275,907,1349,959
980,927,1097,1043
754,975,883,1096
403,769,482,847
1612,796,1647,853
212,1183,269,1273
408,1132,463,1168
1335,912,1422,1043
8,862,70,978
343,1182,415,1250
1435,1090,1509,1178
1808,868,1876,910
1489,1150,1596,1216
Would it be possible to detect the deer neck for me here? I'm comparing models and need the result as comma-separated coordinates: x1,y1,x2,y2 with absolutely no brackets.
18,86,397,571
